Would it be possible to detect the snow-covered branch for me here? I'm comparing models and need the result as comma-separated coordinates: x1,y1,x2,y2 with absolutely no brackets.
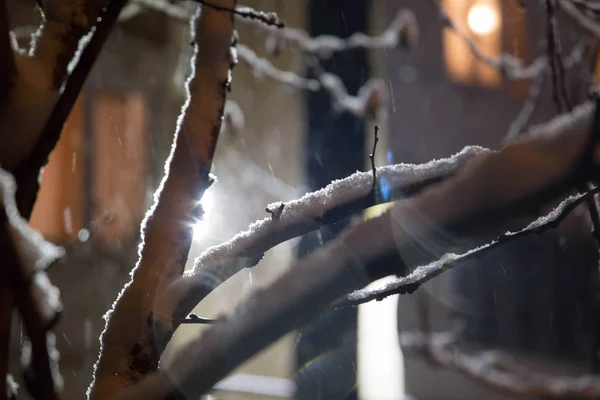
244,8,418,58
88,2,236,398
237,43,389,118
400,328,600,397
342,186,600,308
0,168,64,400
157,147,487,339
144,103,600,396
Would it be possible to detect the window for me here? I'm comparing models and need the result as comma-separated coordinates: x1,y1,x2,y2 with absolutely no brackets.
30,92,148,246
443,0,526,88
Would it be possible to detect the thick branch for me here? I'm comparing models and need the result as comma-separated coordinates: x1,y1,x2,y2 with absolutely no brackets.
13,0,127,219
88,2,236,398
158,147,487,338
151,102,598,390
0,169,64,400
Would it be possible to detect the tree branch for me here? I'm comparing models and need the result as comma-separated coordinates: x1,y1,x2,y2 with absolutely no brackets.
0,169,64,400
147,103,595,381
13,0,127,219
88,2,236,397
159,147,487,339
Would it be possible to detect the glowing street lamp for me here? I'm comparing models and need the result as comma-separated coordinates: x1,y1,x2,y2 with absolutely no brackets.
467,3,499,35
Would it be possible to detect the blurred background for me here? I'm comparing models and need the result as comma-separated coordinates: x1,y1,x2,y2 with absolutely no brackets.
5,0,600,399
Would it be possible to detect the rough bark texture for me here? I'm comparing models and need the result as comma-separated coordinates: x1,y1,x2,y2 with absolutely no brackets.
88,2,236,398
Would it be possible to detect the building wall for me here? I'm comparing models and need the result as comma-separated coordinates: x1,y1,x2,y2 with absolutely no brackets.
383,1,598,399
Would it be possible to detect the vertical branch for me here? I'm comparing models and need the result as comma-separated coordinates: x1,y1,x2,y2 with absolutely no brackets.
0,0,15,101
13,0,127,219
88,2,237,398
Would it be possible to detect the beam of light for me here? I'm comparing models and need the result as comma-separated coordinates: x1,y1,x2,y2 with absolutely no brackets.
467,3,499,35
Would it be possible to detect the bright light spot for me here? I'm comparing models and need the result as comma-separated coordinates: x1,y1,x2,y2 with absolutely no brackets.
467,4,499,35
192,190,215,241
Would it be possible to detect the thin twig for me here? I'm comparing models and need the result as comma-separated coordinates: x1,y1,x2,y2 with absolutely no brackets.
370,125,380,200
341,186,600,308
181,313,217,325
505,69,547,140
190,0,284,27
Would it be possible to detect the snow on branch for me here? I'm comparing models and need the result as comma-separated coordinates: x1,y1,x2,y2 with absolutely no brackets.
0,168,64,399
342,187,600,308
156,146,487,336
237,43,389,118
237,43,319,91
142,100,600,398
243,9,418,58
400,327,600,397
88,2,237,398
31,0,111,90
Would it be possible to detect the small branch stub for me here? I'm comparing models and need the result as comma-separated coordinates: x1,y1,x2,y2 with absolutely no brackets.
266,203,285,220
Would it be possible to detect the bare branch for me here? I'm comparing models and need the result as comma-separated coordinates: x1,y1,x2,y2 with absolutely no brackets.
400,328,600,397
89,2,236,397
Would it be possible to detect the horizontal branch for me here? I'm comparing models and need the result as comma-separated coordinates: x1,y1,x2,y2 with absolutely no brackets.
341,186,600,308
139,100,600,398
242,8,418,57
158,146,488,337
